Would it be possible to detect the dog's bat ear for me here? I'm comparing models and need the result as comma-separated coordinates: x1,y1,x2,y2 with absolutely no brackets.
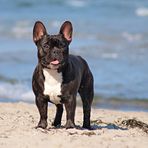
59,21,73,43
33,21,47,43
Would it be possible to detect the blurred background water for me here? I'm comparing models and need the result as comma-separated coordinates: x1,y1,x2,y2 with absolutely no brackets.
0,0,148,111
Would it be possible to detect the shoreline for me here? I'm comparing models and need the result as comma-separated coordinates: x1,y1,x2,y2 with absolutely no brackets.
0,96,148,112
92,97,148,112
0,102,148,148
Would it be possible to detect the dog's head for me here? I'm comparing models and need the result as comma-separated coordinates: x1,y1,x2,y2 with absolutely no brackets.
33,21,73,70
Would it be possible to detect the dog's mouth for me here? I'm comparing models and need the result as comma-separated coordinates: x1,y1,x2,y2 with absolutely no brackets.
44,59,61,70
42,59,66,70
50,59,60,65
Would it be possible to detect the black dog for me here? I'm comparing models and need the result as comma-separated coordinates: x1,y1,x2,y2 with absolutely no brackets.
32,21,94,129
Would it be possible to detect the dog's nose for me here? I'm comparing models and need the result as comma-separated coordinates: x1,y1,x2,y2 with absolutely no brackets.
52,49,60,56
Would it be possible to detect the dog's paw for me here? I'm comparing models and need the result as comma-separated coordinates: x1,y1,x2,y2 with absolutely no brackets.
65,120,75,129
83,124,92,130
36,120,47,129
52,121,61,128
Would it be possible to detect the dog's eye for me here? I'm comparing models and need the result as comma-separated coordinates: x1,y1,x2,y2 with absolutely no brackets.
59,42,66,48
43,44,50,49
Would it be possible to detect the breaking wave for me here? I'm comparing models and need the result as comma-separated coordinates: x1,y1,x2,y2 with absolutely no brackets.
136,7,148,17
0,83,34,102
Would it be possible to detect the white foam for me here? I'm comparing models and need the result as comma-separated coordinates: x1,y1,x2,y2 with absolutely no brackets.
136,7,148,16
122,32,142,42
66,0,87,7
102,53,118,59
0,83,34,102
20,91,34,102
10,20,32,39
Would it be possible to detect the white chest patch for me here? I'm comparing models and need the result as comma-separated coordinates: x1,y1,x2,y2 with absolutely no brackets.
43,68,62,104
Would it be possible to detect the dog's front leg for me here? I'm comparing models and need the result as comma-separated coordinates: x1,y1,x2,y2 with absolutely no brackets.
35,95,48,129
64,95,76,129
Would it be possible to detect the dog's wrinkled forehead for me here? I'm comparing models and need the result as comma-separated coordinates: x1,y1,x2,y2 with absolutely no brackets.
40,34,68,48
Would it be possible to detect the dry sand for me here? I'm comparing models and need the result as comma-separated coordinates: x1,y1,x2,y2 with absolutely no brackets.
0,102,148,148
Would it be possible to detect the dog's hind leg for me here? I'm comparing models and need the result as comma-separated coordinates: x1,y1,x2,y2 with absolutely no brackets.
78,72,94,129
52,104,63,127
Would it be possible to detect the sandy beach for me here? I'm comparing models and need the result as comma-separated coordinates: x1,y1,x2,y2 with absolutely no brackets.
0,102,147,148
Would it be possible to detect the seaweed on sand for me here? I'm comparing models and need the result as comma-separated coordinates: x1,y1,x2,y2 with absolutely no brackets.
91,118,148,134
121,119,148,134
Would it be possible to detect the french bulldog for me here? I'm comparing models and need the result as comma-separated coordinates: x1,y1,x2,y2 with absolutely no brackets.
32,21,94,129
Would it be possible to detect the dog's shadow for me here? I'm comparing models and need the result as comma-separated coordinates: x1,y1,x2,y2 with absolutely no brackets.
46,120,128,131
36,119,128,132
51,123,127,131
89,119,127,130
91,123,127,131
36,118,148,135
36,124,127,136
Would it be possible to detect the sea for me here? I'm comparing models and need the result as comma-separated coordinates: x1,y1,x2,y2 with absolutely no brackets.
0,0,148,111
